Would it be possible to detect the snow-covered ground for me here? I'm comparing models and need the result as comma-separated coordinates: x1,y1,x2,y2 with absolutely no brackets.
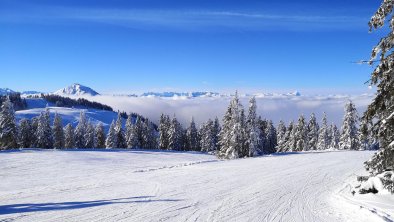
0,150,392,222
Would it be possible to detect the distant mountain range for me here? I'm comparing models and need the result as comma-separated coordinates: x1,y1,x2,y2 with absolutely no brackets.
1,83,302,98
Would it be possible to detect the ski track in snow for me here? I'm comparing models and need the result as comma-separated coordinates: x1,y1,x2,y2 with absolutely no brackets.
0,149,391,222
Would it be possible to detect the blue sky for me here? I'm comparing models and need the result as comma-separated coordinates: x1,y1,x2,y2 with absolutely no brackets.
0,0,383,94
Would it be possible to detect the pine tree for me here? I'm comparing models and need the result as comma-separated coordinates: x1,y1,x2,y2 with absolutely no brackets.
114,112,126,148
36,109,53,148
283,121,295,152
265,120,277,154
169,115,183,150
295,115,307,151
53,113,65,149
218,91,244,159
362,1,394,177
158,114,170,149
276,120,287,152
30,117,39,148
64,123,75,148
125,114,134,148
246,97,261,157
212,117,221,151
330,124,340,149
317,113,329,150
85,121,95,148
106,120,116,148
143,119,158,149
0,97,17,149
187,117,199,151
18,118,32,148
74,111,87,148
95,123,106,148
339,100,360,150
134,117,144,148
307,113,319,150
200,119,216,152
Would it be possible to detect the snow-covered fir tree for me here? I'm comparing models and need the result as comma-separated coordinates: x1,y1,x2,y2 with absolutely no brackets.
64,123,74,148
330,124,340,149
133,117,144,148
95,123,106,148
218,91,244,159
200,119,215,152
114,112,126,148
212,117,221,151
30,117,39,148
362,1,394,190
246,97,261,157
169,115,183,150
317,113,329,150
283,121,295,152
276,120,287,152
74,111,87,148
18,118,32,148
339,100,360,150
0,97,17,149
158,114,171,149
125,114,134,148
85,121,95,148
36,109,53,149
53,113,65,149
307,113,319,150
265,120,277,154
295,115,307,151
105,120,116,148
186,117,199,151
144,119,158,149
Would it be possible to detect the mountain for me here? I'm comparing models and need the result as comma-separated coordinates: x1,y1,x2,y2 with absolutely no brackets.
54,83,100,96
140,92,221,98
0,88,16,95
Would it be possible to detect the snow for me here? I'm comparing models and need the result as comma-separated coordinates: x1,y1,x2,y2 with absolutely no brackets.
0,88,16,95
0,150,391,221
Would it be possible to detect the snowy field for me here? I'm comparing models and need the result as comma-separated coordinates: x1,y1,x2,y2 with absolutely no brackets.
1,150,393,222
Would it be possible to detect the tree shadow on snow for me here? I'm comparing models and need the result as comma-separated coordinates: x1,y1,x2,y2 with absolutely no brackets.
0,196,183,215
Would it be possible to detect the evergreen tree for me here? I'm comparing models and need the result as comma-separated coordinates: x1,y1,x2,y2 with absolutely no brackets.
363,1,394,176
169,115,183,150
143,119,158,149
74,111,87,148
246,97,261,157
95,123,106,148
134,117,144,148
18,118,32,148
200,119,216,152
85,121,95,148
53,113,65,149
36,109,53,148
158,114,170,149
186,117,199,151
276,120,287,152
284,121,295,152
265,120,277,154
125,114,134,148
64,123,74,148
295,115,307,151
317,113,329,150
0,97,17,149
218,91,244,159
330,124,340,149
307,113,319,150
339,100,360,150
30,117,39,148
114,112,126,148
212,117,221,151
105,120,116,148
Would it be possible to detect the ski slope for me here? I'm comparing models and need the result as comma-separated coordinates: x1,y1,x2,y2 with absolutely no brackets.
0,150,392,222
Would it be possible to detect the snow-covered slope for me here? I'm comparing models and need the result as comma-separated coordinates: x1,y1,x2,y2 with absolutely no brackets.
54,83,99,96
0,88,16,95
0,150,391,222
16,98,119,131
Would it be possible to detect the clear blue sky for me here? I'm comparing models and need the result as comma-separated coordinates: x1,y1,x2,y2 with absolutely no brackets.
0,0,383,94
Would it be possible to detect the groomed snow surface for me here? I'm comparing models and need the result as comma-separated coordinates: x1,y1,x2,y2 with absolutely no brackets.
1,150,393,222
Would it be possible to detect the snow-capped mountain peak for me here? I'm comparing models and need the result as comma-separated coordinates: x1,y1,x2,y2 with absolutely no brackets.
0,88,16,95
54,83,99,96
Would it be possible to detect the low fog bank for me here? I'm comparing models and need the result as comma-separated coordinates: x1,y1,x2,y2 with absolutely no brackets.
73,94,374,127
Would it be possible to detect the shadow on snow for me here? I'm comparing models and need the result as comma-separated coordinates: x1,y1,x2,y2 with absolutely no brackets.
0,196,183,215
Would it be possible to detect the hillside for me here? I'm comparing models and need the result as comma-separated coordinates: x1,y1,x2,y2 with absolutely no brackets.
0,150,392,222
